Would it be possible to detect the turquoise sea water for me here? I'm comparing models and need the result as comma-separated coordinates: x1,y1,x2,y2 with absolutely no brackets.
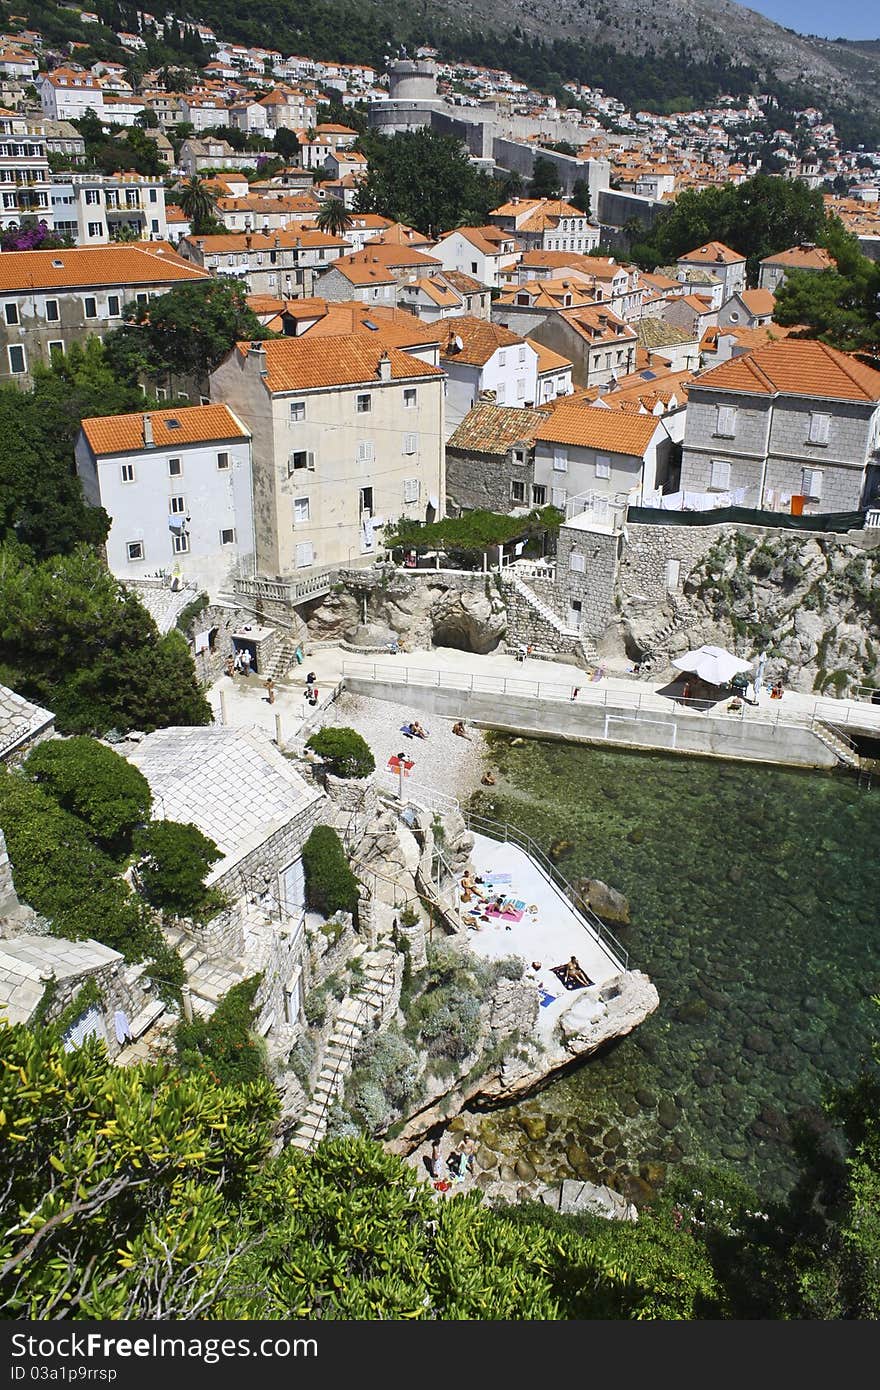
469,737,880,1201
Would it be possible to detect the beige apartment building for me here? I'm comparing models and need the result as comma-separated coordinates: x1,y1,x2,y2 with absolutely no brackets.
210,335,445,575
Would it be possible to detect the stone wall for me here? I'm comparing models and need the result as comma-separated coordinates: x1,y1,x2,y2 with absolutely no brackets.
554,525,619,638
308,566,507,654
502,582,582,658
42,956,148,1061
446,446,534,514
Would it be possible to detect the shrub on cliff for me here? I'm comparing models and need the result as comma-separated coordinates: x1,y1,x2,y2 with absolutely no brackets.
306,726,375,779
302,824,359,921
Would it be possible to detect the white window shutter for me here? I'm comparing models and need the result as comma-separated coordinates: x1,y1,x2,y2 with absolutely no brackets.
295,541,314,568
803,468,823,499
808,412,830,445
716,405,737,437
551,487,567,507
403,478,420,503
306,451,315,470
553,448,568,472
569,551,585,572
595,455,611,479
710,459,730,490
357,440,374,463
403,432,418,455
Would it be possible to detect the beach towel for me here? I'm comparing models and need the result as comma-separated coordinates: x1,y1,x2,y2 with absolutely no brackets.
484,872,512,884
399,726,415,737
539,989,557,1008
590,666,605,683
551,963,593,990
486,905,524,923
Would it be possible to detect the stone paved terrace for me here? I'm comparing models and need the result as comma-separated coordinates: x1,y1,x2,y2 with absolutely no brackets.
0,683,54,763
464,832,624,1043
0,935,120,1026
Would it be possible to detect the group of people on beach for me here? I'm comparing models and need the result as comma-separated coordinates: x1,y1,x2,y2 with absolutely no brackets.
427,1135,476,1190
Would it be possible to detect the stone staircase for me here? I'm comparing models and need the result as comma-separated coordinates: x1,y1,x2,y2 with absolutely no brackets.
505,569,577,637
262,638,300,683
289,946,397,1152
812,720,862,771
633,600,692,677
163,924,245,1015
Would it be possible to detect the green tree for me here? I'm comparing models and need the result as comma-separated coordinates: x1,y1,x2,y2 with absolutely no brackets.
315,196,353,237
176,173,219,232
104,279,268,382
306,726,375,778
0,1020,278,1318
529,156,561,198
174,975,266,1086
570,177,592,217
272,126,301,162
354,128,498,235
24,736,152,856
134,820,223,920
0,544,212,735
301,824,359,920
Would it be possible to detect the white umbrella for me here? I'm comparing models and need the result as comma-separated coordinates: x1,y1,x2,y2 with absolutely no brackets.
672,645,753,686
753,651,767,699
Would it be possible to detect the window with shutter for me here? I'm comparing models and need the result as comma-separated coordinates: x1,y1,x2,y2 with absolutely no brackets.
403,432,418,455
293,496,310,524
709,459,730,490
715,405,737,437
295,541,314,568
403,478,420,503
551,487,567,507
357,441,374,463
553,448,568,472
802,468,823,499
569,551,585,572
595,455,611,479
808,412,830,445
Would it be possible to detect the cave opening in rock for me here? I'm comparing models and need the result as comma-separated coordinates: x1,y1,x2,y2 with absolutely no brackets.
431,621,502,655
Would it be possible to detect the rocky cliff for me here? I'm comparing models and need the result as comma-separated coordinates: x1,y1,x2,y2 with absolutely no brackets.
619,530,880,696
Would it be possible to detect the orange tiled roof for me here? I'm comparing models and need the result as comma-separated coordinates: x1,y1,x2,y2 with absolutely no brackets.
557,304,637,344
534,402,659,454
679,240,744,265
692,339,880,402
440,315,525,366
302,302,440,348
737,288,775,316
760,244,835,271
447,403,549,454
240,335,443,393
186,228,346,253
81,404,248,455
526,337,572,374
0,246,209,293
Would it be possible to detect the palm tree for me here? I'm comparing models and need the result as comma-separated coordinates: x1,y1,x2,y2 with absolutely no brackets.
177,175,219,233
316,197,353,238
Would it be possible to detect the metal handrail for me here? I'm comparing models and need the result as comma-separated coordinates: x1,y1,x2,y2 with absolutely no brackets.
341,660,880,734
464,808,629,972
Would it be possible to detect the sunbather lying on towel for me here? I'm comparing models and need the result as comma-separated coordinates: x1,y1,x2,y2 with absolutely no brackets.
551,955,593,990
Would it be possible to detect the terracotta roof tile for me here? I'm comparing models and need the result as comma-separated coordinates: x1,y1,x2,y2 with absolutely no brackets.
0,246,209,293
526,338,572,374
241,335,444,393
81,404,249,455
447,403,549,453
738,288,775,316
636,319,697,348
440,315,525,366
692,339,880,402
678,240,745,266
760,244,835,271
534,402,659,454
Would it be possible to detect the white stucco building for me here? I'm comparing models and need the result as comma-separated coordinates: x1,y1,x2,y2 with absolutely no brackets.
75,404,254,595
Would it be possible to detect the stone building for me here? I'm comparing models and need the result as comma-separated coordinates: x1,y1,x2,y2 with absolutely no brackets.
445,403,550,514
679,339,880,512
0,244,210,387
125,724,325,1044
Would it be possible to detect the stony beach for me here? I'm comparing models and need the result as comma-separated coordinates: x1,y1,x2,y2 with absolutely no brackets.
317,689,491,805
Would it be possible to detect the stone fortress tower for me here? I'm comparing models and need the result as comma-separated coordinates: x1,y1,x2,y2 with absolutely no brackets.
388,59,438,102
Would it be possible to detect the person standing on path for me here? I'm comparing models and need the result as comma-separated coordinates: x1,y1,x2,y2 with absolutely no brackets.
240,647,252,678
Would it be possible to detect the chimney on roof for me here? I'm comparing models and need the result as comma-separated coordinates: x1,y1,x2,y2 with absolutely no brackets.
245,233,252,250
142,414,154,447
377,350,392,381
